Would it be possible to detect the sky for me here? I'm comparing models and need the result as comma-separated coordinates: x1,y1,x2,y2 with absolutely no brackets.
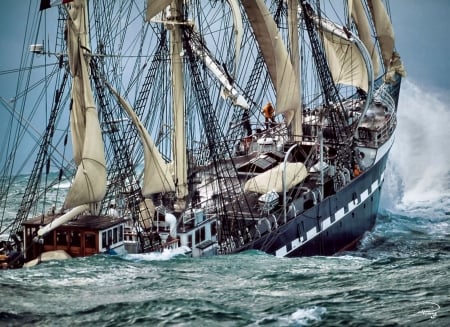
1,1,450,103
389,0,450,96
0,0,449,175
1,1,448,92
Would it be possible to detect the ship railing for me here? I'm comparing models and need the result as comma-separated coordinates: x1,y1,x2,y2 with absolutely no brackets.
357,113,396,147
374,84,395,113
375,114,397,146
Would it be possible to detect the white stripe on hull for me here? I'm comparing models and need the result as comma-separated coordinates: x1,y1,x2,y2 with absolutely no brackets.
275,132,395,257
275,168,385,257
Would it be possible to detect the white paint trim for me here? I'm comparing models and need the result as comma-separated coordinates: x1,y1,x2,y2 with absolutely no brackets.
275,169,384,257
374,131,395,164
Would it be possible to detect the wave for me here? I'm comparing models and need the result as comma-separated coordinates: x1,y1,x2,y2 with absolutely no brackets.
121,246,192,261
382,79,450,217
278,306,327,326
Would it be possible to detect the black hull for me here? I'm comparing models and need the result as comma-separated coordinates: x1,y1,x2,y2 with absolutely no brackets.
234,142,392,257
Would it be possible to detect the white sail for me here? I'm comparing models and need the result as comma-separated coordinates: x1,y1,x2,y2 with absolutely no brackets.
242,0,300,125
316,16,369,92
145,0,172,22
106,84,175,196
367,0,394,69
227,0,243,76
64,0,106,209
349,0,380,76
244,162,308,194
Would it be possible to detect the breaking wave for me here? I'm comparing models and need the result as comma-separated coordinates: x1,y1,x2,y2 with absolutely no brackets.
382,79,450,218
122,246,192,261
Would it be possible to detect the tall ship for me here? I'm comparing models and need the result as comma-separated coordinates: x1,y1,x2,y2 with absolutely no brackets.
0,0,405,268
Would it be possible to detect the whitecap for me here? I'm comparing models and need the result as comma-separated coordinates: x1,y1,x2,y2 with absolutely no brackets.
122,246,191,262
52,181,72,189
286,306,327,326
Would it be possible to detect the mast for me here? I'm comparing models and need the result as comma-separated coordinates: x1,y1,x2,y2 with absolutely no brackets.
170,0,188,208
287,0,302,141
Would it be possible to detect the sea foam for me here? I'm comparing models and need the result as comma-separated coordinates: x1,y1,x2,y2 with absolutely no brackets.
382,80,450,216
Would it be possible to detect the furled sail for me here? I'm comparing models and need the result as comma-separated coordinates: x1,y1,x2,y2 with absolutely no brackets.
189,38,249,109
241,0,300,125
316,16,369,92
64,0,106,209
244,162,308,194
106,84,175,196
348,0,380,76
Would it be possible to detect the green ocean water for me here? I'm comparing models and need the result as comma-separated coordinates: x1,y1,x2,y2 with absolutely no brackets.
1,210,449,326
1,85,450,325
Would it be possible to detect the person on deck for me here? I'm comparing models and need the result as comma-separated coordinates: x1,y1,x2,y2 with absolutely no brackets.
242,109,252,136
262,102,275,129
353,164,361,177
108,202,119,218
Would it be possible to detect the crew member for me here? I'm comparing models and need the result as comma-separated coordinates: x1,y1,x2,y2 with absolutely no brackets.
242,109,252,136
108,201,119,218
262,102,275,129
353,164,361,177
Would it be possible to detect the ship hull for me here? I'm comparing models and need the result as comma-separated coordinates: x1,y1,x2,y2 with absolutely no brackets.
234,135,393,257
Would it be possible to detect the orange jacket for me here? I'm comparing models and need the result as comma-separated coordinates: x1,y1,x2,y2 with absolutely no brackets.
262,102,274,118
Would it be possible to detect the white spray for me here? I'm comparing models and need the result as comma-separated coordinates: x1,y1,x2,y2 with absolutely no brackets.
382,80,450,216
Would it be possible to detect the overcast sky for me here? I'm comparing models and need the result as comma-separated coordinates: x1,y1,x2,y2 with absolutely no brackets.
0,0,449,176
1,1,449,97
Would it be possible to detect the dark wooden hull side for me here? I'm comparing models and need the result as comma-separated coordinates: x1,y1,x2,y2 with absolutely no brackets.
235,144,391,257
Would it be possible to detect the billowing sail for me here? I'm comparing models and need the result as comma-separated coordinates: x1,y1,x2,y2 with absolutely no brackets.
64,0,106,209
107,84,175,196
321,30,369,92
244,162,308,194
367,0,394,69
349,0,380,76
316,16,369,92
242,0,300,124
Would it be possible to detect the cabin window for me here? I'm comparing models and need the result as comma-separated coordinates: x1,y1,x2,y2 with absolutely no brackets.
27,227,37,237
113,227,118,244
56,231,68,245
119,225,123,242
195,227,206,244
44,231,54,246
102,231,107,248
107,230,112,246
187,234,192,248
211,221,217,236
85,233,96,249
71,231,81,247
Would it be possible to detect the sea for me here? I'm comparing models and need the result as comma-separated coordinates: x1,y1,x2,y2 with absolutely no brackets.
1,81,449,326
